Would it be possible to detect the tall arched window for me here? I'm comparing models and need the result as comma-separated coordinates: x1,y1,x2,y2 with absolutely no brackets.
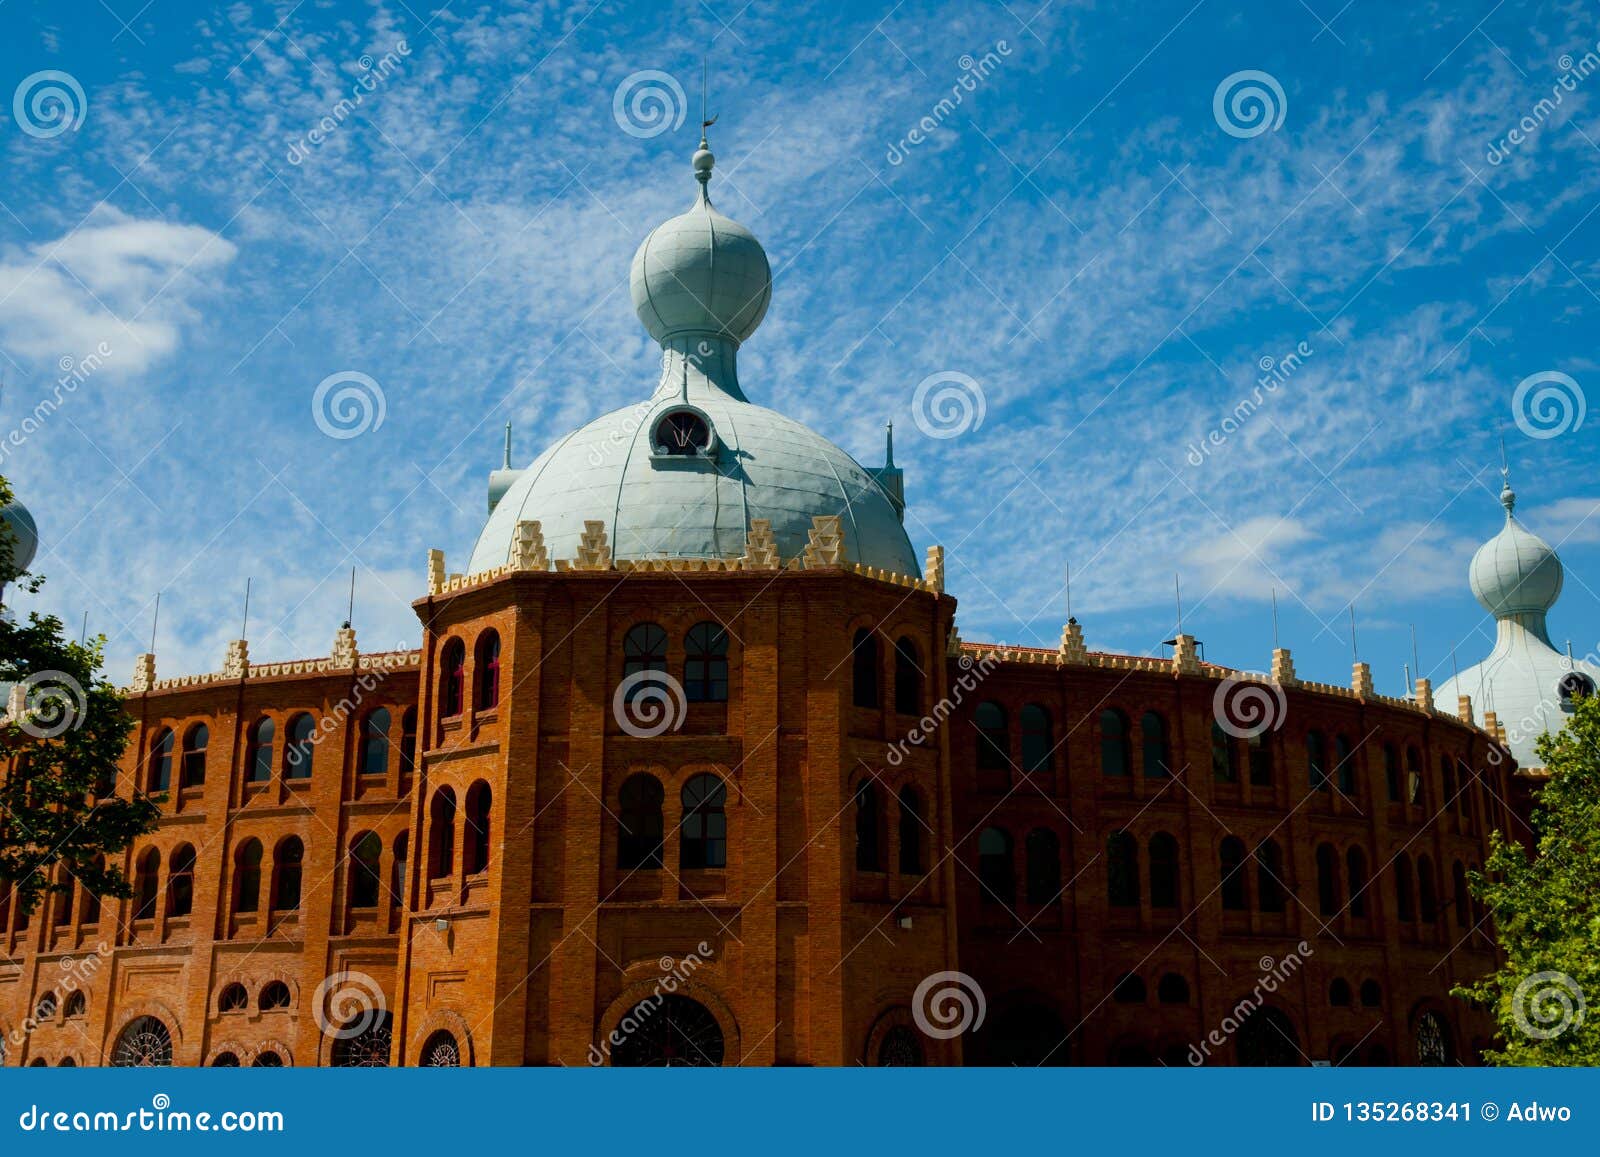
1140,712,1170,777
283,713,315,780
421,1030,462,1067
854,780,882,872
975,701,1008,772
1248,731,1272,785
1405,746,1423,804
180,723,208,787
1148,832,1178,908
474,630,501,710
390,833,408,907
618,774,666,869
80,856,103,925
1383,744,1401,802
133,848,160,920
54,875,74,926
439,638,466,716
147,728,174,792
1440,756,1454,806
680,774,727,870
1107,830,1139,908
684,622,729,702
399,707,418,775
464,781,493,874
978,827,1014,907
360,708,390,777
1256,839,1286,913
1026,828,1060,905
349,832,383,908
1334,734,1354,794
1316,843,1339,916
893,637,921,715
1452,861,1470,930
1020,704,1052,775
1100,709,1131,777
168,844,196,918
1220,836,1248,910
428,788,457,879
623,622,668,685
246,717,274,783
1211,722,1238,782
1394,853,1415,921
1346,847,1369,917
1360,979,1382,1008
851,628,880,709
1417,855,1438,923
272,837,304,911
898,786,924,875
1306,730,1328,792
235,839,263,913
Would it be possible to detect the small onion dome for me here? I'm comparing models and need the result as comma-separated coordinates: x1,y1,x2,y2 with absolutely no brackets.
1469,482,1563,618
0,498,38,573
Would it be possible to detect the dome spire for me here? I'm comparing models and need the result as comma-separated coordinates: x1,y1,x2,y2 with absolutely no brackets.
693,57,717,204
1498,431,1515,515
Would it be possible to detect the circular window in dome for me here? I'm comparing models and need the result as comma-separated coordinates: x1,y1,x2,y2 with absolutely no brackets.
1558,671,1596,707
652,409,713,457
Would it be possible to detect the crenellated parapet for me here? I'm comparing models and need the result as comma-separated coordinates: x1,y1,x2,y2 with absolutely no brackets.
127,647,420,694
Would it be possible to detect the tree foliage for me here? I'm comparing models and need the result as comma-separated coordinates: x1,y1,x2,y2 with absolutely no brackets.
1456,693,1600,1064
1,474,159,918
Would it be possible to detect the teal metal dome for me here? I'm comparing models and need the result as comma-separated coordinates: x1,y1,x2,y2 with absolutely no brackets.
1468,482,1563,617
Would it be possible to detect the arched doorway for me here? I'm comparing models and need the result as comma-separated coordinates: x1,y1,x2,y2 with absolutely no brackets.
111,1016,174,1067
611,995,725,1067
330,1010,394,1067
1236,1005,1301,1066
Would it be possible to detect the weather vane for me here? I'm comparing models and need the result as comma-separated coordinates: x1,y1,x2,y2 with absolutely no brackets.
701,57,718,136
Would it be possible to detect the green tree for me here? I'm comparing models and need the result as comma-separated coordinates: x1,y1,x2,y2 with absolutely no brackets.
1,474,158,920
1456,693,1600,1064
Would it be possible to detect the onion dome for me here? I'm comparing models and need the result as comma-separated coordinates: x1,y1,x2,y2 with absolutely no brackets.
0,498,38,574
1468,479,1563,621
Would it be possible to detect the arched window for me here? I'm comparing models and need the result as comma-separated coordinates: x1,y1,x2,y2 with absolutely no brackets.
851,628,880,709
1149,832,1179,908
1346,847,1369,917
1020,704,1052,775
80,855,104,925
252,1051,284,1067
1256,840,1286,913
421,1030,462,1067
1107,830,1139,908
180,723,208,787
211,1052,240,1067
1359,979,1382,1007
1394,854,1415,921
474,630,501,710
974,701,1008,773
1452,861,1470,929
611,995,724,1067
64,991,86,1018
1417,855,1438,923
1236,1006,1300,1066
1316,843,1339,916
168,843,196,918
464,781,492,874
876,1025,924,1066
1329,978,1352,1006
977,827,1014,907
1440,755,1454,805
1415,1010,1453,1065
360,708,390,776
623,623,668,693
893,637,921,715
428,788,457,879
1211,722,1238,782
234,839,263,913
618,774,665,869
897,787,924,875
111,1016,173,1067
390,833,408,907
331,1010,393,1067
1100,709,1131,777
283,712,315,780
1306,730,1328,792
1220,836,1248,910
147,728,174,792
399,707,418,775
34,993,57,1020
54,875,74,926
1112,973,1146,1003
1140,711,1170,777
1383,743,1401,802
349,832,383,908
684,622,729,703
1334,734,1354,794
1405,746,1423,804
219,983,248,1012
259,981,291,1010
133,848,160,920
1248,731,1273,785
272,837,304,911
680,774,727,870
1158,973,1190,1004
440,638,466,716
1025,827,1060,905
854,780,882,872
246,717,274,782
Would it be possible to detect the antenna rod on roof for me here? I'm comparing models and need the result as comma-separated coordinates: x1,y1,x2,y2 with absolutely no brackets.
79,611,88,646
1271,588,1279,648
1065,561,1072,622
1410,624,1421,683
1174,573,1183,635
149,592,160,654
1349,603,1358,662
345,567,356,630
241,577,251,639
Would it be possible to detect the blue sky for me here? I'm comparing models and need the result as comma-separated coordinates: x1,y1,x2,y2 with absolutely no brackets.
1,0,1597,697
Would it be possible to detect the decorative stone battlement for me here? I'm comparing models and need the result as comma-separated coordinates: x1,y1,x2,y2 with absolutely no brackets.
127,648,421,694
223,639,249,679
924,545,944,594
801,515,846,568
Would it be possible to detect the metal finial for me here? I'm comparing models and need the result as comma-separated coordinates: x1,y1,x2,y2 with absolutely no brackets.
884,421,895,468
503,421,513,470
